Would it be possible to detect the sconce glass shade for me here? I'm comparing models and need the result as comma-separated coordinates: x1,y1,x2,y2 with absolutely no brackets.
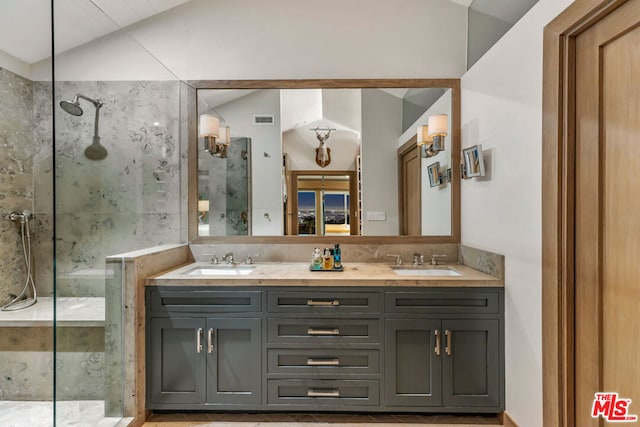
198,200,210,212
199,114,220,137
416,125,433,146
218,126,231,145
427,114,448,136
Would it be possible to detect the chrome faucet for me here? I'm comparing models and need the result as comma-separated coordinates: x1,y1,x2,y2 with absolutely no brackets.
386,254,402,265
245,254,260,265
431,254,447,265
202,254,219,264
412,253,425,265
224,252,234,265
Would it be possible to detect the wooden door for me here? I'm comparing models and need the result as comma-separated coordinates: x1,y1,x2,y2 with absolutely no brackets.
398,140,421,235
574,1,640,424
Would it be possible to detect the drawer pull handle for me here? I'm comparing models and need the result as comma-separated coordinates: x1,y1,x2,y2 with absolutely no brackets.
445,329,452,356
307,328,340,336
196,328,203,353
434,329,441,356
307,389,340,397
207,328,214,354
307,358,340,366
307,299,340,306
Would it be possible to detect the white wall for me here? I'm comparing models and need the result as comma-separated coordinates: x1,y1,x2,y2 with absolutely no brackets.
399,90,452,236
213,90,283,235
0,49,32,80
32,0,468,81
361,89,401,235
460,0,573,425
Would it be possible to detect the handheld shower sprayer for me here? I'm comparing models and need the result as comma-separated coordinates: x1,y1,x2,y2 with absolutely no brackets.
2,210,37,311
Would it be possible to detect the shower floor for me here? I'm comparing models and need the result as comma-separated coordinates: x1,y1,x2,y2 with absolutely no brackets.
0,400,125,427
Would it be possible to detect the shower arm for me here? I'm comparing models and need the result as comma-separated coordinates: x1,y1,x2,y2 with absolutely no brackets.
75,94,103,140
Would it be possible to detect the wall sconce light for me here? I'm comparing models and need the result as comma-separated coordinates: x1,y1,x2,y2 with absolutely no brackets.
417,114,448,158
428,114,448,153
199,114,230,158
197,200,209,224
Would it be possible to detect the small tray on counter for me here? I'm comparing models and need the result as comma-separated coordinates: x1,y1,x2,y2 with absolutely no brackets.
309,265,344,272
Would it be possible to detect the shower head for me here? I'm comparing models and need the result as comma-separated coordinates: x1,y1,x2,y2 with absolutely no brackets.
60,97,83,116
59,94,107,160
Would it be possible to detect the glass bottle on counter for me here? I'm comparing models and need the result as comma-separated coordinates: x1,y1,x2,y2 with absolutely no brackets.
323,248,334,270
333,243,342,268
312,248,322,270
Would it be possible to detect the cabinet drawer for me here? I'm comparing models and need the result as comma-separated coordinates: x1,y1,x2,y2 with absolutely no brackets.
150,290,262,313
268,349,379,375
385,290,500,315
268,318,380,344
267,379,379,406
267,291,380,314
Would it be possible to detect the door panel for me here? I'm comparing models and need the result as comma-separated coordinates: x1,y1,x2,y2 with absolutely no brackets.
441,319,500,407
399,144,421,235
384,319,442,407
149,318,206,405
574,1,640,424
206,318,262,404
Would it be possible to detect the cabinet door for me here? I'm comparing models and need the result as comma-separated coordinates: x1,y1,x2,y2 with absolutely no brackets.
441,319,500,407
384,319,442,407
206,318,262,405
148,317,206,405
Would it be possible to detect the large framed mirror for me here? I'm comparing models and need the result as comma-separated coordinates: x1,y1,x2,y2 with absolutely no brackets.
188,79,460,243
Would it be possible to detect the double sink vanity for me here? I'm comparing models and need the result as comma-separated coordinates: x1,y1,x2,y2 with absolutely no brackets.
144,258,504,415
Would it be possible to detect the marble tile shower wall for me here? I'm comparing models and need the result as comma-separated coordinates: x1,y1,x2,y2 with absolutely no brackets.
34,80,183,296
0,68,35,307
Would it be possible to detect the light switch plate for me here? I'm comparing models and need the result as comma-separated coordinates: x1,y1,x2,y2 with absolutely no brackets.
366,211,386,221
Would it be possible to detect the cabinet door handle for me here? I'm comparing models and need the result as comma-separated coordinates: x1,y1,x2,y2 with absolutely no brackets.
207,328,214,353
445,329,452,356
307,328,340,336
307,358,340,366
307,389,340,397
196,328,203,353
434,329,441,356
307,299,340,306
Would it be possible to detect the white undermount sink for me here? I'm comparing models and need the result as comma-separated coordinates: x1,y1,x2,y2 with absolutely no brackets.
184,265,256,276
391,266,462,277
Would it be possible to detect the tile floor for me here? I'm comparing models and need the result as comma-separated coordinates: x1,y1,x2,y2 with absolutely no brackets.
143,412,502,427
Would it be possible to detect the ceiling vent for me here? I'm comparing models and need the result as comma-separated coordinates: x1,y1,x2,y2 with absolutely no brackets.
253,114,275,125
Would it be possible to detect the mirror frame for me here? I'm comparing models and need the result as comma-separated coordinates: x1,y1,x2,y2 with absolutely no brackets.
188,79,460,244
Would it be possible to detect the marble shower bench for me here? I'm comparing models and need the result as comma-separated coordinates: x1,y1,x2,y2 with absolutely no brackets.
0,297,105,327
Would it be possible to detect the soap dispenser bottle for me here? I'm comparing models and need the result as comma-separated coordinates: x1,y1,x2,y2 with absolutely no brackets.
312,248,322,270
333,243,342,269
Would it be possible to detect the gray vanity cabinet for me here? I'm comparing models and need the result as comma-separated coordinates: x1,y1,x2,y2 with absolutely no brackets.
384,289,503,412
146,288,263,409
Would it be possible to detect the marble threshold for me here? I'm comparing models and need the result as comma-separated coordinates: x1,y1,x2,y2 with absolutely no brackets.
0,297,105,327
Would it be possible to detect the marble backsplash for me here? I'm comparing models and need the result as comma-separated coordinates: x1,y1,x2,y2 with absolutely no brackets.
190,242,460,265
459,244,505,279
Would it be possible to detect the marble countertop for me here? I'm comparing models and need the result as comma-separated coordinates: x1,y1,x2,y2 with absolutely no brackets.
148,262,503,287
